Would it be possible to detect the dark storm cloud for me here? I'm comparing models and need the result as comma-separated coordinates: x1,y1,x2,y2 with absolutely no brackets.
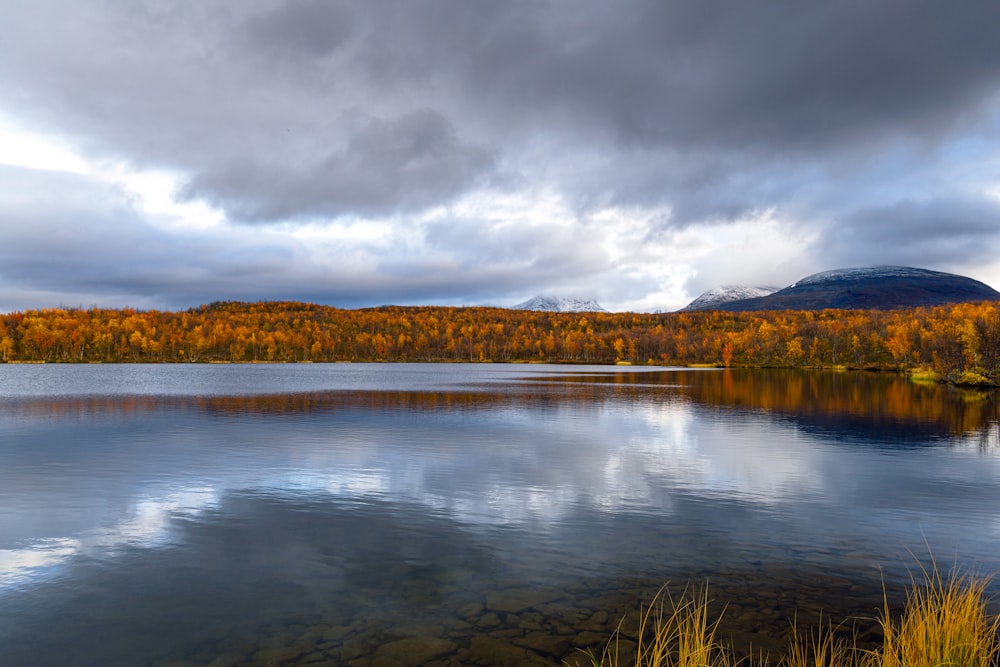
242,0,354,59
183,109,496,222
3,1,1000,227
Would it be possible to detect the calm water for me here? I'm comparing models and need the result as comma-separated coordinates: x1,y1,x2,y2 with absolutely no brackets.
1,364,998,666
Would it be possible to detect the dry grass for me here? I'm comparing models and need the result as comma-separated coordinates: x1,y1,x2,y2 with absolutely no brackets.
781,617,857,667
869,563,999,667
578,566,999,667
582,583,737,667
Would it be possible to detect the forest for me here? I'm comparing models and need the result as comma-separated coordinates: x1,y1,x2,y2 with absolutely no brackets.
1,300,999,385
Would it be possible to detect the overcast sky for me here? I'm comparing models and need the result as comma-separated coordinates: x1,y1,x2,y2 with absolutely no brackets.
1,1,1000,313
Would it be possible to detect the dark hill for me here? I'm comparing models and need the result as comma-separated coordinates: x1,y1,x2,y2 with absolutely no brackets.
704,266,1000,312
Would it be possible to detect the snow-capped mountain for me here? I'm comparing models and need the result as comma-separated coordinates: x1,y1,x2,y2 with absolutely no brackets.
790,266,951,287
512,296,608,313
681,285,779,311
703,266,1000,312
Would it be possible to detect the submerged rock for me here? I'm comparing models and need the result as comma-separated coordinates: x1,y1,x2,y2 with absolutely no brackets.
468,636,557,666
372,637,457,666
485,589,561,614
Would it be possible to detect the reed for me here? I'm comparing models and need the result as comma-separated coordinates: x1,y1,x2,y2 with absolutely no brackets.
578,566,999,667
781,618,856,667
582,583,737,667
868,564,999,667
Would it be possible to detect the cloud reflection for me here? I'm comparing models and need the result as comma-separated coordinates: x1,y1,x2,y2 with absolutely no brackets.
0,538,80,588
2,366,998,592
619,402,824,505
0,486,218,588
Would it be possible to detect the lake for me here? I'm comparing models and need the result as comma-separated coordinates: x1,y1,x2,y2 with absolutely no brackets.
1,364,998,666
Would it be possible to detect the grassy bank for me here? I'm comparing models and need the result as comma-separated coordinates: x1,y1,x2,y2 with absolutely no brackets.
582,565,999,667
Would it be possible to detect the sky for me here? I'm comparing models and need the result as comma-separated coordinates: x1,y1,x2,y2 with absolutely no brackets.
1,1,1000,313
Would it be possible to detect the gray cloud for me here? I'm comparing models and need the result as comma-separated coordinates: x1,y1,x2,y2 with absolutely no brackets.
0,166,229,309
0,166,599,311
183,109,496,222
241,0,354,60
817,196,1000,270
1,1,1000,309
4,1,999,224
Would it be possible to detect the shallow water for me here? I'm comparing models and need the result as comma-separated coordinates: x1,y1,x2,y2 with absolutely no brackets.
1,364,998,665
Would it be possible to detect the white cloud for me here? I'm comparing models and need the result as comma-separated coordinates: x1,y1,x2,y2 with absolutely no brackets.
0,113,90,174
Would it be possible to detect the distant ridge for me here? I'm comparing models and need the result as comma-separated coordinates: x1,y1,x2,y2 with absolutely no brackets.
681,285,779,311
690,266,1000,312
512,295,608,313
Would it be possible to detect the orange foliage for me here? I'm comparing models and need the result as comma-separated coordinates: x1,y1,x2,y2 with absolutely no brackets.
1,300,998,383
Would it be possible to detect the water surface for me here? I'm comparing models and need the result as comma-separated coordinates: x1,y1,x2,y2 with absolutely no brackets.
1,364,998,665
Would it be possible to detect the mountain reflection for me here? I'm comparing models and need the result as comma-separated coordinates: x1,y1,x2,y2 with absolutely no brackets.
2,368,997,442
529,368,1000,441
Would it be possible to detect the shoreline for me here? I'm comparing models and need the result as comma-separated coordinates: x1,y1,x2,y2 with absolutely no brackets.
3,358,997,389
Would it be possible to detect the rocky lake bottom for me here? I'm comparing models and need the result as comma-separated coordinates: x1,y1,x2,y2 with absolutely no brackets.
94,565,892,667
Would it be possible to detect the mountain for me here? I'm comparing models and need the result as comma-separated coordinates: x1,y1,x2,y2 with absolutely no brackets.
681,285,779,311
512,295,608,313
695,266,1000,312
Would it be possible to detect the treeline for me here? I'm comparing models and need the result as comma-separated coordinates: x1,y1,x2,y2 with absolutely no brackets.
1,300,999,383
